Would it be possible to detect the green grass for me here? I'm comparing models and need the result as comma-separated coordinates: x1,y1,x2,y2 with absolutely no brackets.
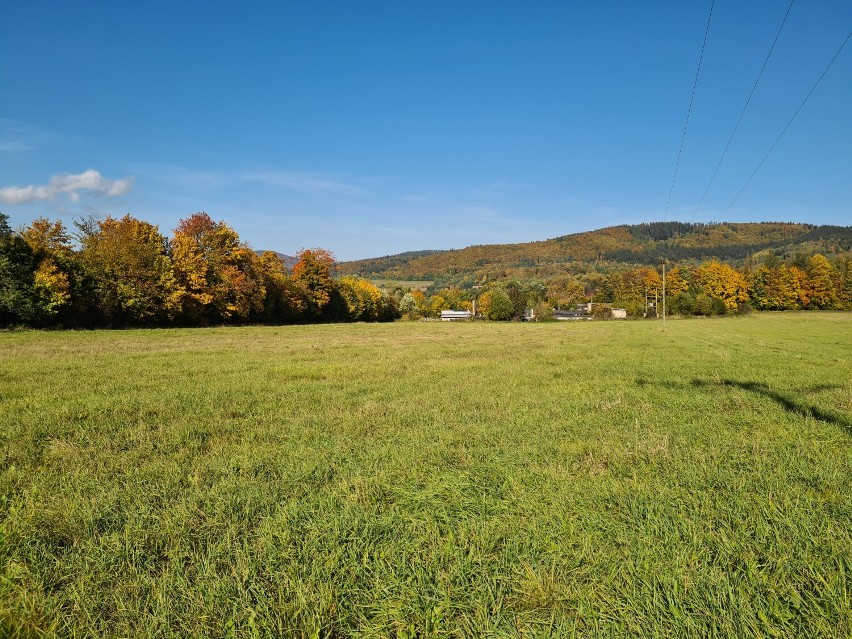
1,313,850,638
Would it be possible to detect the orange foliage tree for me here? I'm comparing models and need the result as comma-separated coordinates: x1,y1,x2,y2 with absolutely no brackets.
171,212,265,323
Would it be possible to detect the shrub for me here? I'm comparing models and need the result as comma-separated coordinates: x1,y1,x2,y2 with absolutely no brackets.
693,293,714,316
670,292,694,316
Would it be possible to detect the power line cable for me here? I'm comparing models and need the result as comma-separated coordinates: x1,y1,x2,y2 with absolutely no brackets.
723,29,852,215
689,0,796,223
663,0,716,222
660,0,714,329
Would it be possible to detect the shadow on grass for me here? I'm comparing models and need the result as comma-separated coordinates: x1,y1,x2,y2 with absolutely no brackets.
691,379,851,434
800,383,843,394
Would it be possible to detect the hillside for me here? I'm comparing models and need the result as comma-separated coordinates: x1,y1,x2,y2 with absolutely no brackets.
335,222,852,286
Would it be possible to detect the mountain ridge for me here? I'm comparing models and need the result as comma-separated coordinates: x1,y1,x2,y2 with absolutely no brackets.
334,221,852,286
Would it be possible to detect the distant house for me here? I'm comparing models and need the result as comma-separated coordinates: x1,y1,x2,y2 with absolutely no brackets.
553,303,592,321
441,310,473,321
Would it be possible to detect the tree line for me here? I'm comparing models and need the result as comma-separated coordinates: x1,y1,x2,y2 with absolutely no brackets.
0,212,396,328
396,252,852,321
3,212,850,328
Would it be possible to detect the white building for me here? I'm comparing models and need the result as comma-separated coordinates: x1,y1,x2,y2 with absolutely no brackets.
440,310,473,321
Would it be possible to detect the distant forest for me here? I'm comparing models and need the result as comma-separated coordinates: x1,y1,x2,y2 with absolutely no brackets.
337,221,852,284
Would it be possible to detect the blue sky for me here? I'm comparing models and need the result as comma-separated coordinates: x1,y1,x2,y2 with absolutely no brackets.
1,1,850,260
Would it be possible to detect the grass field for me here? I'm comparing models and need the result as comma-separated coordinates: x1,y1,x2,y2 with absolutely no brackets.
1,314,850,638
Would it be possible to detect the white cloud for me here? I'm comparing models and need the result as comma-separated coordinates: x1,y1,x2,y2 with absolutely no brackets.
0,142,35,152
0,169,134,204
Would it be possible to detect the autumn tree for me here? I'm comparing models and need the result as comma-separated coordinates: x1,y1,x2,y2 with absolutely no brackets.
338,277,396,321
664,266,689,297
612,268,651,304
435,287,472,311
693,260,748,312
749,260,808,310
837,255,852,309
292,248,339,320
807,254,838,309
79,215,181,326
20,217,75,323
475,290,493,318
410,290,427,313
548,277,585,309
171,212,265,323
427,294,450,317
255,251,309,323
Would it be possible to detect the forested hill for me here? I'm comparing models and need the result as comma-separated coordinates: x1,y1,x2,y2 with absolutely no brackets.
336,222,852,284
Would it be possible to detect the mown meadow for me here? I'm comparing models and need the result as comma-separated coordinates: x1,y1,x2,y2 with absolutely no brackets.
1,313,850,637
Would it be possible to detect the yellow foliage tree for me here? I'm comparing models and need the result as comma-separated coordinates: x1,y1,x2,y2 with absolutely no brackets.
80,215,181,325
664,266,689,297
21,217,72,256
807,254,838,309
338,276,389,321
21,217,74,321
476,290,493,317
694,261,748,311
33,259,71,316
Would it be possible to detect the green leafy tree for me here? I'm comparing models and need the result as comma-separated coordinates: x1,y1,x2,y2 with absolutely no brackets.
487,288,514,321
0,213,37,325
399,292,420,319
504,281,527,318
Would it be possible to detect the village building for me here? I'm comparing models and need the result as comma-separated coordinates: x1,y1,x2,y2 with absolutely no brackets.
440,310,473,321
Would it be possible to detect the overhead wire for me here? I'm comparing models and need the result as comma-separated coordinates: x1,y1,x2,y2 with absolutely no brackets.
663,0,716,222
689,0,797,223
723,29,852,215
659,0,715,327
